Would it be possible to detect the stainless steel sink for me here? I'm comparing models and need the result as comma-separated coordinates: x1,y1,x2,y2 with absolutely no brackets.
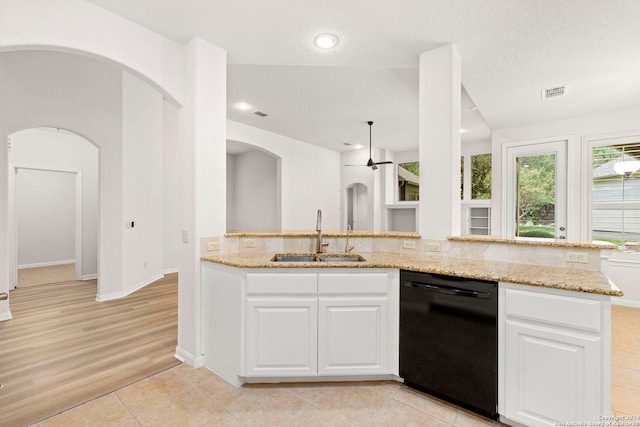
318,255,366,262
271,254,317,262
270,254,366,263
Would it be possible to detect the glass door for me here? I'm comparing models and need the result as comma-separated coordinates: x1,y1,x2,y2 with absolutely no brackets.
505,141,567,239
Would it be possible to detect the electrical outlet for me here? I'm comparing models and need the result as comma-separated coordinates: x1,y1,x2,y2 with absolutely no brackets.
426,242,441,252
243,238,257,248
403,240,416,249
565,252,589,264
207,241,220,251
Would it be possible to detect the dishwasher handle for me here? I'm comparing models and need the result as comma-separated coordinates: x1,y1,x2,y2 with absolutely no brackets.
403,281,491,299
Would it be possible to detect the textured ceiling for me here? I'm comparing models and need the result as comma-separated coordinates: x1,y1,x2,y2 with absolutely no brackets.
87,0,640,152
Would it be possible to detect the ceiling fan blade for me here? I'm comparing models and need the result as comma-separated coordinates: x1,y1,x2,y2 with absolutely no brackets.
344,164,367,167
373,161,393,165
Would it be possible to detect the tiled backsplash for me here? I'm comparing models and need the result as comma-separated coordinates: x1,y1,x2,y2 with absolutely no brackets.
201,234,604,271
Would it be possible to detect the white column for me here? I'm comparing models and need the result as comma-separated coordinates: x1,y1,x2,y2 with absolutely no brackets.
418,45,462,239
176,37,227,366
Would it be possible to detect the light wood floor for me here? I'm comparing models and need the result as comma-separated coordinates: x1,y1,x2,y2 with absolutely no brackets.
0,272,179,427
18,263,76,287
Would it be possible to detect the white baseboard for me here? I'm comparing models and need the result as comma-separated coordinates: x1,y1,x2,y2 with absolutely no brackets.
613,298,640,309
163,268,178,275
18,259,75,269
175,346,204,368
81,274,98,280
0,309,13,321
95,274,164,301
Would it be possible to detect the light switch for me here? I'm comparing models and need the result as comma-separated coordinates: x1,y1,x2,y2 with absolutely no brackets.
181,229,189,243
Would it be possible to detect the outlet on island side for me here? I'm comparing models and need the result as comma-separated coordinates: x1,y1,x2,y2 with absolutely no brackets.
403,240,416,249
565,251,589,264
243,238,257,248
207,241,220,251
426,242,441,252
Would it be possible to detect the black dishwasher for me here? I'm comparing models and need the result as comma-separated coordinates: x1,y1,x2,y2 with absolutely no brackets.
399,270,498,420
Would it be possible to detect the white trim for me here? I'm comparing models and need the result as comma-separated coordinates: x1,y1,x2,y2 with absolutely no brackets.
9,163,84,288
0,310,13,322
501,136,571,238
95,274,163,301
163,268,179,275
18,259,75,269
81,274,98,281
612,298,640,309
582,129,640,243
175,346,205,368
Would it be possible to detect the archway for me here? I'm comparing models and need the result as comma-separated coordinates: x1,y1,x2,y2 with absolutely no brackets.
8,127,99,289
345,183,370,230
227,140,282,231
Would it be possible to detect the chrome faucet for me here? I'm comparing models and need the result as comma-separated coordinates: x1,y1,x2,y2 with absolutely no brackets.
345,224,354,253
316,209,323,254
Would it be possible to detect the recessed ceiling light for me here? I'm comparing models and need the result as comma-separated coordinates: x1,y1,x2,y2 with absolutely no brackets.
460,128,467,134
234,102,252,111
353,144,364,149
465,106,478,112
313,33,340,49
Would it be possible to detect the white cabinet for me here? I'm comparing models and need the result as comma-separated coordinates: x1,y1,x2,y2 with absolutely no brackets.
246,298,317,377
318,297,387,375
243,270,398,379
500,283,611,427
317,273,392,376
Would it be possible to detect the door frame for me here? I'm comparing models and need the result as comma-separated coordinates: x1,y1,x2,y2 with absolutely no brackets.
501,136,574,239
9,163,83,288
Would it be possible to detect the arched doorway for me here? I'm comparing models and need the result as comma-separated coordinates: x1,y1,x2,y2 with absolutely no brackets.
8,127,99,289
346,183,370,230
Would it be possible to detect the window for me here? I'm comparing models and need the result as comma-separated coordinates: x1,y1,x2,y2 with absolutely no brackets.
592,142,640,250
398,161,419,201
471,154,491,199
461,152,492,235
461,153,492,201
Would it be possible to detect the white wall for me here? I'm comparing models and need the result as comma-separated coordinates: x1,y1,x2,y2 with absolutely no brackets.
491,107,640,306
121,72,164,294
16,168,75,266
0,50,122,298
0,2,224,364
227,120,341,230
227,149,279,230
342,148,378,230
10,128,99,276
1,50,171,302
226,154,236,229
0,0,184,105
162,100,179,273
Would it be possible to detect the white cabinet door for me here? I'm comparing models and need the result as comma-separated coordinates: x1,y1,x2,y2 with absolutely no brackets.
317,297,388,375
246,298,317,377
504,319,602,427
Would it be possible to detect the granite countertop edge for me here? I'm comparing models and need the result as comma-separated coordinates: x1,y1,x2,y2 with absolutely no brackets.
201,252,623,297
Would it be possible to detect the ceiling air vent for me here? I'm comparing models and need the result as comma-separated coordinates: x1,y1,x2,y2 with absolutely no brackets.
541,85,567,100
254,111,269,117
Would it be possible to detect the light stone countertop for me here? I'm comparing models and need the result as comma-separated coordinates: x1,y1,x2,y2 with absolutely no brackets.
225,230,421,238
201,251,623,297
449,234,614,249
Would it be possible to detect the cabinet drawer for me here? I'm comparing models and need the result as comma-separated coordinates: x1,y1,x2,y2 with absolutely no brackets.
505,288,601,333
246,273,317,295
318,273,390,294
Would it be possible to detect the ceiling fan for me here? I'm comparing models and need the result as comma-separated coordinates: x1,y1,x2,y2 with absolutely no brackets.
345,121,393,170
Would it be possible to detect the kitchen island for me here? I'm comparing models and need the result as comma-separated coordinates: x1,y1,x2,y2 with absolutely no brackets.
202,241,620,427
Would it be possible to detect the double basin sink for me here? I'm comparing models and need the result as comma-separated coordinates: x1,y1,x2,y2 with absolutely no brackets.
271,253,366,263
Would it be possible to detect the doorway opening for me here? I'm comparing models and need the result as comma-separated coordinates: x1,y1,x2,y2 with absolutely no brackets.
346,183,370,230
8,127,99,290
